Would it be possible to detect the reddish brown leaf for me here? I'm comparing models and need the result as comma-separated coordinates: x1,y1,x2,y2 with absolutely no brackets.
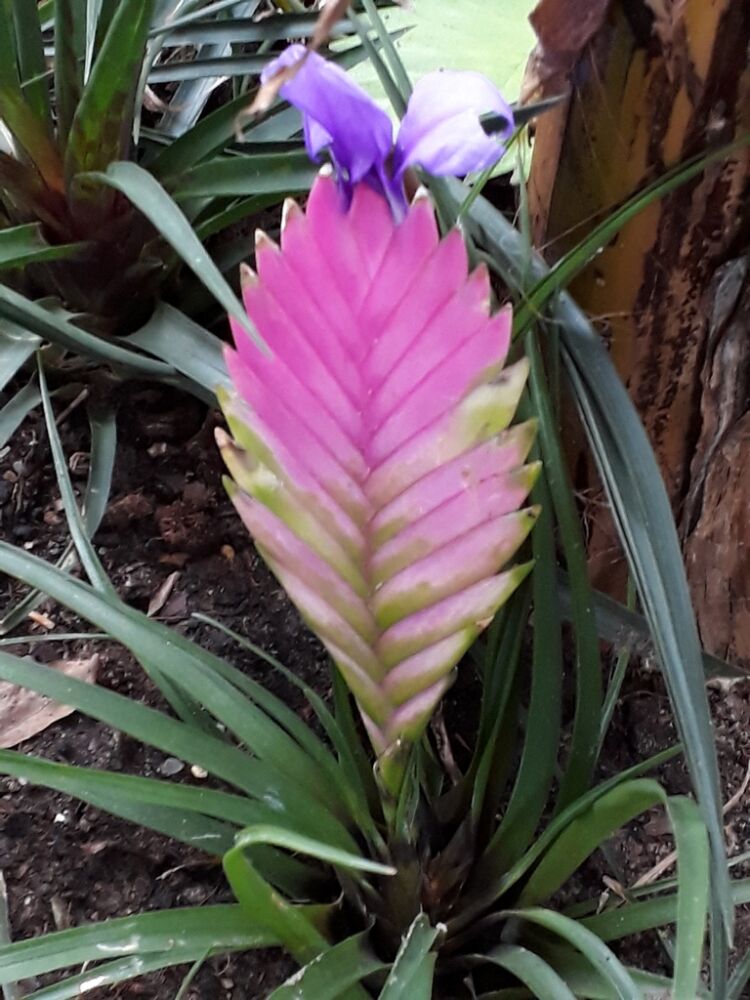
523,0,611,99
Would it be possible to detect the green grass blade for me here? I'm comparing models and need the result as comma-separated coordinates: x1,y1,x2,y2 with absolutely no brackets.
378,914,440,1000
0,905,273,984
84,162,265,350
171,149,315,199
65,0,155,207
269,932,385,1000
727,944,750,1000
162,11,345,45
507,909,641,1000
480,945,576,1000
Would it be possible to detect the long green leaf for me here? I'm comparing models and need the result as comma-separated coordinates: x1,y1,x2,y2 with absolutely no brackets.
517,780,708,999
84,162,264,350
0,375,43,448
10,0,50,125
507,909,640,1000
0,223,89,268
487,457,560,863
171,150,315,199
0,544,355,842
441,178,733,968
163,11,348,45
269,932,385,1000
65,0,155,190
479,945,576,1000
223,837,330,964
0,904,274,984
378,914,440,1000
53,0,83,146
124,302,229,399
0,285,173,376
0,319,39,390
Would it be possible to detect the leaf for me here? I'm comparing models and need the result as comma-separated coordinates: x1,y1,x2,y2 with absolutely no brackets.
0,396,116,632
124,303,229,402
0,320,39,391
65,0,156,204
0,545,357,846
219,174,537,792
0,223,89,269
478,945,576,999
269,932,386,1000
0,904,275,985
83,162,265,350
0,655,98,747
506,908,641,1000
378,914,440,1000
0,285,174,377
437,176,734,963
10,0,51,126
0,376,43,448
163,11,350,46
171,150,316,199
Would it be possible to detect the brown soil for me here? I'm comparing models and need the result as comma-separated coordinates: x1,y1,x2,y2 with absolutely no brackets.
1,382,748,998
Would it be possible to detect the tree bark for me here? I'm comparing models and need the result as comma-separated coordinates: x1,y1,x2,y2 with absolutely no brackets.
527,0,750,664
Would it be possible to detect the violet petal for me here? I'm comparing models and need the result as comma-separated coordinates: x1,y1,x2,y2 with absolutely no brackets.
263,45,393,189
394,70,514,179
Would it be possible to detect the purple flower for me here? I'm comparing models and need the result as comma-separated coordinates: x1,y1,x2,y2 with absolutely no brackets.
261,44,514,215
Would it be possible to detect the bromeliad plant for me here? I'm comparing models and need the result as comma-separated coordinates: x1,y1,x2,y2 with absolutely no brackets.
0,27,746,1000
0,0,384,440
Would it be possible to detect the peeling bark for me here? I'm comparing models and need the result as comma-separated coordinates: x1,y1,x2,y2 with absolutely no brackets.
528,0,750,661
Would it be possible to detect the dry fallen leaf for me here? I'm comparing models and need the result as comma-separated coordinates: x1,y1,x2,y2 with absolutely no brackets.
0,655,99,748
147,571,181,618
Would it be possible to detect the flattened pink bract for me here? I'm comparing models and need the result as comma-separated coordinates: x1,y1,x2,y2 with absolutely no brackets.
219,173,536,763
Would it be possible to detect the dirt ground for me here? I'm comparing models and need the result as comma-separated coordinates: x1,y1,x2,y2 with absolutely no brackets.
1,382,748,998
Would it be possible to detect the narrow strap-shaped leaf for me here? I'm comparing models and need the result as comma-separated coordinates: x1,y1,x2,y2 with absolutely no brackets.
436,175,733,964
0,375,43,449
478,945,576,1000
0,904,273,985
0,284,173,376
269,932,386,1000
65,0,155,187
486,455,560,863
505,909,641,1000
83,162,265,350
223,837,331,964
124,301,231,400
0,542,355,838
0,223,89,269
10,0,51,125
378,914,441,1000
53,0,83,148
526,331,601,810
515,780,708,999
170,150,315,199
0,319,39,391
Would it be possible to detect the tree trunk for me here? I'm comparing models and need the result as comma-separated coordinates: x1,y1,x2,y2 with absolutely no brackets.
527,0,750,666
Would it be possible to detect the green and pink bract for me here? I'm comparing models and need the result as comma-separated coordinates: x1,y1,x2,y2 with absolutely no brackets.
218,171,538,778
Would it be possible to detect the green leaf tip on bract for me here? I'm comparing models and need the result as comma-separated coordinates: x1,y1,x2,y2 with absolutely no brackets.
218,172,538,793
